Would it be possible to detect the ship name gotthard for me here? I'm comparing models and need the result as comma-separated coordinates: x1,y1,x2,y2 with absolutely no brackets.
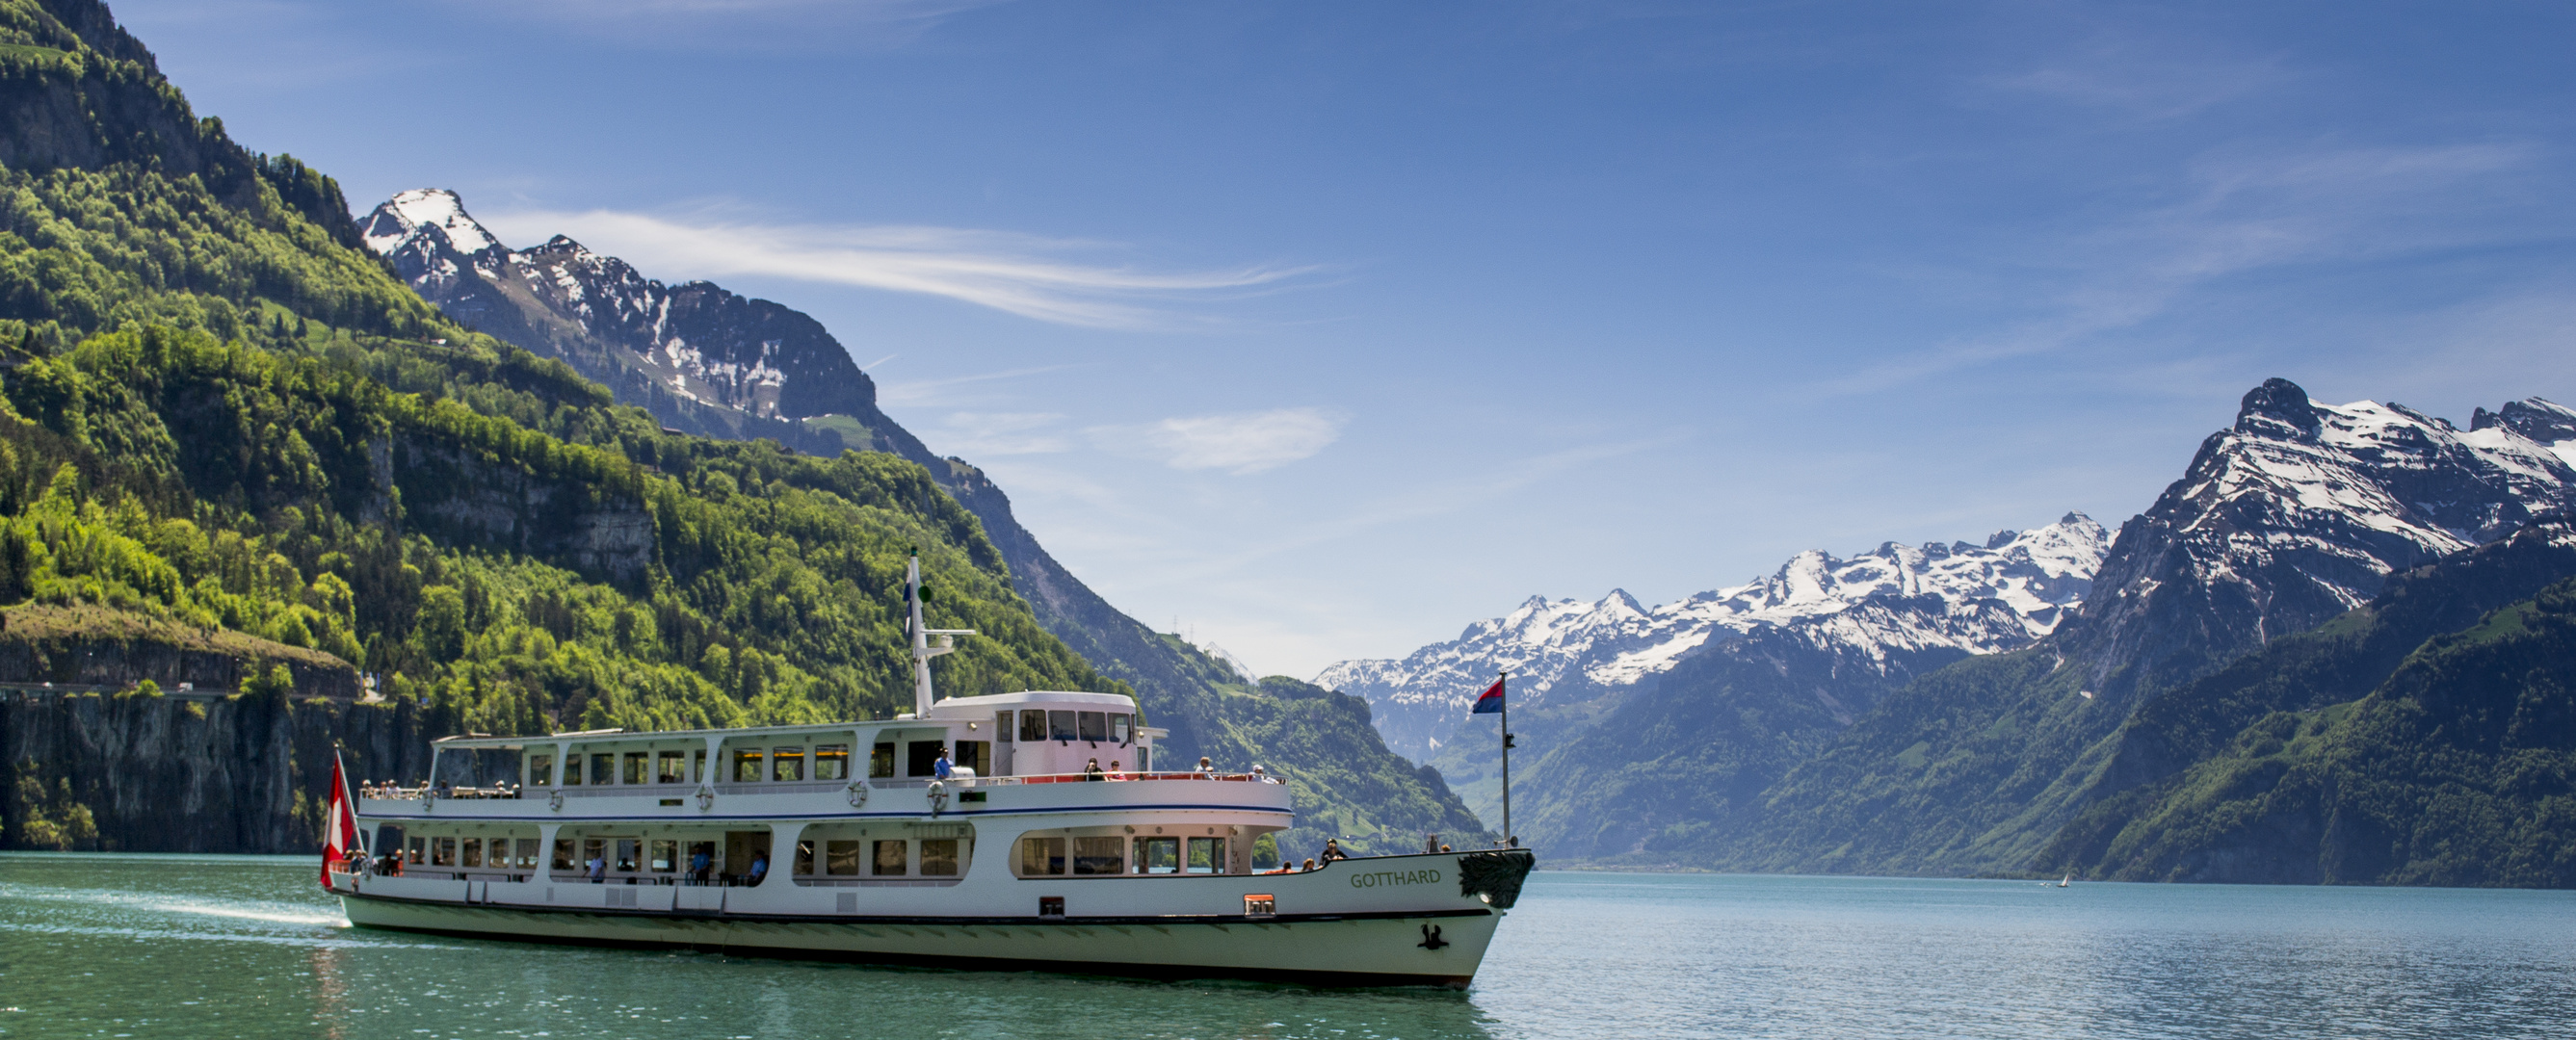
1350,869,1442,888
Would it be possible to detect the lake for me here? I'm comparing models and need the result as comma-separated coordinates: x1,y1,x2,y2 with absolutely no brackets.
2,854,2569,1039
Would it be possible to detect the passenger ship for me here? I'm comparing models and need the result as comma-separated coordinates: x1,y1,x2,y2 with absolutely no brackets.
324,556,1533,987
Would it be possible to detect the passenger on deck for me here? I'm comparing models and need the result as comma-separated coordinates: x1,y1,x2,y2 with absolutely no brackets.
933,747,954,780
1301,858,1319,872
587,853,607,883
1107,760,1124,780
1321,839,1349,862
690,848,712,885
749,850,771,885
1196,757,1214,776
1084,759,1105,781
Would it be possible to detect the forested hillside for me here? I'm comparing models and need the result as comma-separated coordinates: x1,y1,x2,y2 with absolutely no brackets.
0,0,1484,860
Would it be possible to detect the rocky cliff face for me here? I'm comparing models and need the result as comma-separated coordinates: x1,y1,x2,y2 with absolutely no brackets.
3,689,447,852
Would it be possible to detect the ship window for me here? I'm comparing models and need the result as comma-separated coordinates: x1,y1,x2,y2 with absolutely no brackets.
796,840,815,876
1048,711,1078,742
733,749,764,783
518,838,540,869
996,712,1015,742
529,754,553,786
693,749,707,783
774,747,805,782
651,840,677,872
1110,714,1132,743
814,744,849,781
870,742,896,778
921,839,959,876
1078,712,1107,742
656,752,685,784
1072,836,1124,875
551,840,572,871
460,838,483,869
584,838,605,872
408,837,425,865
616,839,640,872
1190,837,1225,874
432,837,456,867
1134,836,1179,874
618,752,644,785
1019,836,1066,876
907,741,942,777
827,840,862,875
1019,711,1047,742
590,753,615,785
874,840,907,875
955,741,989,775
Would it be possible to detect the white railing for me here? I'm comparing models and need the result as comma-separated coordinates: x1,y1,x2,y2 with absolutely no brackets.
359,770,1283,803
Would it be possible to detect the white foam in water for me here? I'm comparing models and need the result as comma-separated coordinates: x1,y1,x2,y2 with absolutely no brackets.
0,884,348,927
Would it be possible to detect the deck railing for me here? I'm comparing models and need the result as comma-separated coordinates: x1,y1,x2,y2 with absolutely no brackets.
357,770,1282,802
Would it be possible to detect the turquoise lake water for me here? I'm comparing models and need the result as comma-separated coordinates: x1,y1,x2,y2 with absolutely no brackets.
1,853,2570,1039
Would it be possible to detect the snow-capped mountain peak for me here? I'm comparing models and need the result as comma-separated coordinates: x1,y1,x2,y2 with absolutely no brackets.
1316,512,2110,760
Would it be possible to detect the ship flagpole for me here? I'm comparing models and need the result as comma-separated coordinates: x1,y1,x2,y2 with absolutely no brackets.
906,549,977,717
1499,670,1513,848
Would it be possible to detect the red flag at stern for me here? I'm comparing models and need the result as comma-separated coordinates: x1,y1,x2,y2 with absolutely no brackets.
321,751,360,890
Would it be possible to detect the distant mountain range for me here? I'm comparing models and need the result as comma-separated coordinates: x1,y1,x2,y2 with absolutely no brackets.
1327,380,2576,882
1320,515,2109,763
359,189,1489,858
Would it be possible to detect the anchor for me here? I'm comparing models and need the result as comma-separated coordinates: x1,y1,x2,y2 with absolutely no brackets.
1417,923,1448,949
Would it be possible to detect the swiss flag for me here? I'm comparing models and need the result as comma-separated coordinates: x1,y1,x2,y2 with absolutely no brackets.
320,752,360,890
1470,677,1505,715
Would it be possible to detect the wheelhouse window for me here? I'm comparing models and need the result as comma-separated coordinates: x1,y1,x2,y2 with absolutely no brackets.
870,742,896,778
656,751,686,784
996,712,1016,742
1019,712,1047,742
774,747,805,782
622,752,648,785
1110,714,1132,743
733,749,764,783
874,840,907,876
529,754,553,786
1048,711,1077,742
1134,836,1178,874
814,745,849,781
827,841,862,876
1072,836,1123,875
955,741,989,775
1077,712,1107,742
907,741,942,777
921,839,960,876
1019,836,1066,876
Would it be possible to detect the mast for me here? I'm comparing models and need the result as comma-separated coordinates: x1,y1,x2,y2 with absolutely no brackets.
1500,669,1514,848
907,551,976,716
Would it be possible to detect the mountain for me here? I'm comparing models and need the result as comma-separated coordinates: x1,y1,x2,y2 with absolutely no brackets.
2041,518,2576,884
0,0,1486,858
1321,514,2109,764
1706,380,2576,875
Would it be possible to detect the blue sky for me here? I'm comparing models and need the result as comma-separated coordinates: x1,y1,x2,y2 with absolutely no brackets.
121,1,2576,677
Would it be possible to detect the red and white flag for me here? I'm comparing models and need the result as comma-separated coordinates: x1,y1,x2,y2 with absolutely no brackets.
320,751,361,890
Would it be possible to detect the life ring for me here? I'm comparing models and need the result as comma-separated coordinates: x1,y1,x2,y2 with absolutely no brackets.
696,788,716,812
548,790,565,813
925,780,947,816
845,782,868,809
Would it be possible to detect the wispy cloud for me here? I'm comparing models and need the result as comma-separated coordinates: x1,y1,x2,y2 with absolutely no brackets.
1821,140,2542,396
1090,408,1347,475
480,208,1318,330
933,411,1072,456
439,0,1006,50
875,364,1086,407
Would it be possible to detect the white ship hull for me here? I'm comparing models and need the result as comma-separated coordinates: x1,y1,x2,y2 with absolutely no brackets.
336,857,1507,987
